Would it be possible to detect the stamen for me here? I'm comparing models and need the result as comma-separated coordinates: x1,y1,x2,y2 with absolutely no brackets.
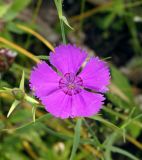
59,73,83,96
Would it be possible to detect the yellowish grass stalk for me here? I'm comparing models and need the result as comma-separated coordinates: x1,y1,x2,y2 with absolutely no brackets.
16,24,54,52
0,37,40,63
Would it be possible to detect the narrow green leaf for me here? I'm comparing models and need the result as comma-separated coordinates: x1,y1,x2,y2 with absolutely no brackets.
7,100,20,117
83,118,102,147
104,133,117,160
125,14,142,55
59,0,63,14
41,124,73,141
0,89,11,93
55,0,63,17
19,71,25,91
61,15,74,30
111,146,140,160
70,118,82,160
3,87,12,91
54,0,61,16
121,107,136,129
25,95,39,104
103,107,142,129
133,114,142,121
90,116,120,131
3,113,52,132
32,106,36,122
36,55,49,60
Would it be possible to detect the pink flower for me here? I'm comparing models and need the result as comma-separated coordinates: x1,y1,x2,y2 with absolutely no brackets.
29,44,110,118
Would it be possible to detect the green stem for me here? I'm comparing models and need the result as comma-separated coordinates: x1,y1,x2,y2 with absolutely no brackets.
60,19,66,44
103,107,142,128
69,118,82,160
32,0,42,23
83,118,102,148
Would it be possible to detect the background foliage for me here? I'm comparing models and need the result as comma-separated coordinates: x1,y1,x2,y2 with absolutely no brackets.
0,0,142,160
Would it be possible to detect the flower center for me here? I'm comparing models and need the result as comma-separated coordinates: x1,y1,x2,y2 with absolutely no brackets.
59,73,83,96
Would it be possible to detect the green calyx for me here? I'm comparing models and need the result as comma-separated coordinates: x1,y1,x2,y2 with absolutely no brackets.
12,88,25,101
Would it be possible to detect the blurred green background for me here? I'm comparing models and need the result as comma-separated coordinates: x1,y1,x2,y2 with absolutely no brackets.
0,0,142,160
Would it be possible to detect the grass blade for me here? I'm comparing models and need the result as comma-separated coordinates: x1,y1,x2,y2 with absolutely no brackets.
111,146,140,160
69,118,82,160
7,100,20,117
90,115,120,131
19,71,25,90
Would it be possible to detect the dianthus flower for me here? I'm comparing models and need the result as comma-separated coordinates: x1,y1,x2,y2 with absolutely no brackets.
30,44,110,118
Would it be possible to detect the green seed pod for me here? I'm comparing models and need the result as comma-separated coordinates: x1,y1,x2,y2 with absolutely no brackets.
12,88,25,101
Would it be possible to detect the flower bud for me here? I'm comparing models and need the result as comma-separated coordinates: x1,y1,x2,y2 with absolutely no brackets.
12,88,25,101
0,48,17,72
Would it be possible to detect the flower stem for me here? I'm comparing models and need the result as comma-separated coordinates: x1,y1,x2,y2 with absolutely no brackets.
60,19,66,44
69,118,82,160
83,118,102,148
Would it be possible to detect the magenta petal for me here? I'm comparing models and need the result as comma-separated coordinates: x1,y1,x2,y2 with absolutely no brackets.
29,44,110,119
29,61,61,98
41,90,72,119
79,57,110,93
71,90,105,117
50,44,87,74
41,89,104,118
